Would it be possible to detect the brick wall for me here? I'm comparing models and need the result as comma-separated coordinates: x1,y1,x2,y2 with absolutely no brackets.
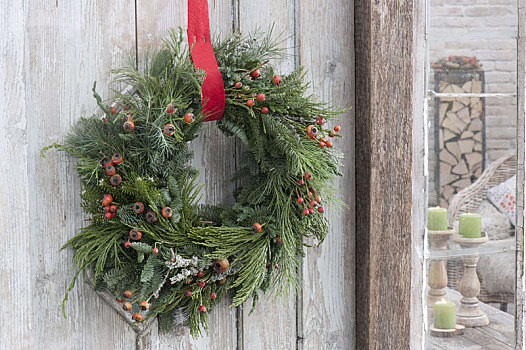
428,0,518,205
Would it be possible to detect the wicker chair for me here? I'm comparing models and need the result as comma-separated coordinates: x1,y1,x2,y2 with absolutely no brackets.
447,152,516,309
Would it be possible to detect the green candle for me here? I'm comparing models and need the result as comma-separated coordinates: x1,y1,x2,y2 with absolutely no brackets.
459,213,481,238
434,300,456,329
428,207,448,231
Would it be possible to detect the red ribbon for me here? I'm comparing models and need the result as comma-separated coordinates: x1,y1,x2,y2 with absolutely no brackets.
187,0,225,121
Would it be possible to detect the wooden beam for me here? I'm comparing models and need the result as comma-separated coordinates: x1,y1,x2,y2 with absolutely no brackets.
354,1,416,349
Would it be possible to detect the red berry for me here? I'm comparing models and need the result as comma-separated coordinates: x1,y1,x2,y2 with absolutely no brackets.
104,212,113,220
302,208,309,215
198,281,206,288
133,202,145,214
199,305,207,313
246,99,255,107
104,206,110,213
298,179,305,186
314,195,321,203
334,125,341,132
309,208,315,214
310,200,317,207
272,75,282,85
102,157,113,167
276,236,283,244
132,313,143,321
184,113,195,123
123,105,130,111
123,121,135,132
235,82,242,89
109,205,117,213
161,207,173,218
129,229,142,240
123,290,133,299
112,154,123,165
252,222,262,233
319,141,325,148
305,173,312,180
163,124,175,136
316,116,325,125
274,264,279,269
318,207,324,213
250,69,260,78
210,293,217,299
256,93,266,101
110,174,122,186
329,132,335,138
124,241,132,248
105,165,116,176
110,106,117,114
139,301,150,310
297,197,304,204
261,107,269,114
152,247,159,254
122,302,132,311
102,194,113,206
308,191,313,198
197,271,204,278
185,290,192,297
145,210,158,223
166,103,176,114
325,140,333,148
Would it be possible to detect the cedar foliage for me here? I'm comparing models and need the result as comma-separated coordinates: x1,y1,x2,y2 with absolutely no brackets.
44,28,345,335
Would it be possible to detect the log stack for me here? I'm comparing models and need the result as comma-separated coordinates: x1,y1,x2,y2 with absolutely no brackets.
435,70,485,208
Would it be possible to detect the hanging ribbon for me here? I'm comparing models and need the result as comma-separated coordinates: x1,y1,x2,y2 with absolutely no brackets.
187,0,225,121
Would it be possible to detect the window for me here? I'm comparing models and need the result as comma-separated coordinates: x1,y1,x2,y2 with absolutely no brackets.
424,1,524,348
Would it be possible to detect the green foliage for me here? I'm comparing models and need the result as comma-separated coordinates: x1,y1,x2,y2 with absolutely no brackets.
48,28,346,335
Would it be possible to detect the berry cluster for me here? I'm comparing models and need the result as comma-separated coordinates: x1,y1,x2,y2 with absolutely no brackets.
297,173,324,215
307,121,342,148
117,290,150,321
102,153,124,187
230,65,281,116
123,203,174,247
183,264,227,315
101,194,117,220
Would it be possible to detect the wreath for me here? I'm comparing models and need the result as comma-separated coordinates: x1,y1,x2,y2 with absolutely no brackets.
44,29,345,335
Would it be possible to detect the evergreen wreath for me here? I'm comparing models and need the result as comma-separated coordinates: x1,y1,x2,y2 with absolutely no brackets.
44,29,345,335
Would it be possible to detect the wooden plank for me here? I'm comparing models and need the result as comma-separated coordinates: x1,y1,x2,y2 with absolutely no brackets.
0,1,32,349
411,0,427,348
135,1,238,349
355,0,414,349
516,2,525,349
23,1,138,349
237,2,297,349
298,1,355,349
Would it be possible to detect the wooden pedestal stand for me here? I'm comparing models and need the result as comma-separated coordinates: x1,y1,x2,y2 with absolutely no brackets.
428,229,455,311
453,232,489,327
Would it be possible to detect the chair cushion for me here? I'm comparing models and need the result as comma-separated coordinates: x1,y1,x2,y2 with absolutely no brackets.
487,175,516,226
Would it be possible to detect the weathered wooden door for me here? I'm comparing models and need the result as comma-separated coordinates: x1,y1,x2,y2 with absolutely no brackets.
0,1,354,349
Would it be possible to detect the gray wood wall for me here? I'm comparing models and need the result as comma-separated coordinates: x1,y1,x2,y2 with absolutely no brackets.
0,1,354,349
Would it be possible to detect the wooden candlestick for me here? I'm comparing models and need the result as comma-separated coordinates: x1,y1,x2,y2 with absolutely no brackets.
427,229,455,309
452,232,489,327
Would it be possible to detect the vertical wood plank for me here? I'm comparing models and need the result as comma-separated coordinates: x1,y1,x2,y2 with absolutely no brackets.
0,1,32,349
355,1,415,349
237,2,298,349
135,1,238,349
24,1,138,349
298,1,355,349
411,0,427,348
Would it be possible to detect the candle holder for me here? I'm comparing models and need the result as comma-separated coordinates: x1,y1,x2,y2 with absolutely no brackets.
430,324,465,338
427,228,455,310
452,232,489,327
